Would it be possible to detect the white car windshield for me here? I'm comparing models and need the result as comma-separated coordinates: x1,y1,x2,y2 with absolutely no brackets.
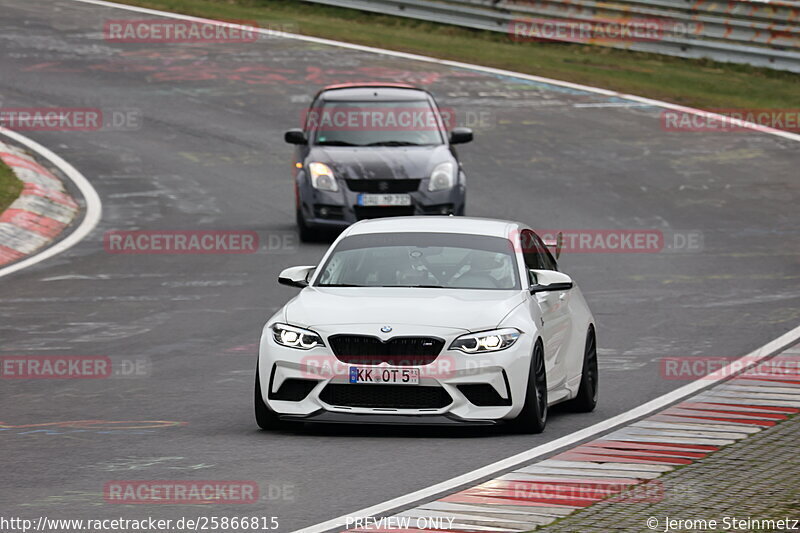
315,232,520,290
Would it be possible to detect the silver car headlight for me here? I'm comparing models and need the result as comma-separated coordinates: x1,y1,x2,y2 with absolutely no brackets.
272,323,325,350
308,162,338,192
428,161,455,191
450,328,521,354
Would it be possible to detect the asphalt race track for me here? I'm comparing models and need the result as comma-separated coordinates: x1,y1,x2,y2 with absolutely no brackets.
1,0,799,530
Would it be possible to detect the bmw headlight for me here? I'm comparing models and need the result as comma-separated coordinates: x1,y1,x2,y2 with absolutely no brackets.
450,328,520,354
272,323,325,350
308,162,338,192
428,161,455,191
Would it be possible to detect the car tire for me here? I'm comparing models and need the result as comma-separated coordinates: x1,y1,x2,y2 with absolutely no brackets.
508,339,547,434
296,209,322,243
565,326,598,413
254,363,286,430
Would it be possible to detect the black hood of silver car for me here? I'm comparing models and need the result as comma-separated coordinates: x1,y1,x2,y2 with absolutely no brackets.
305,145,454,180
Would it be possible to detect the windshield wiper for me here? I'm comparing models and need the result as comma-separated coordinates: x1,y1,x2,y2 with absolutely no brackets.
364,141,425,147
390,284,447,288
320,283,446,288
316,140,360,146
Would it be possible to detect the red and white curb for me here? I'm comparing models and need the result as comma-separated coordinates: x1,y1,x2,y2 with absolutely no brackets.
0,140,80,266
345,344,800,532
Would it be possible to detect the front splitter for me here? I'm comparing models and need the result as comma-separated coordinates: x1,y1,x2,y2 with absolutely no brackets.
279,410,498,426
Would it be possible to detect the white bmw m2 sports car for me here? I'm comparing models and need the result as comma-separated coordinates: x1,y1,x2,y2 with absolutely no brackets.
255,217,597,433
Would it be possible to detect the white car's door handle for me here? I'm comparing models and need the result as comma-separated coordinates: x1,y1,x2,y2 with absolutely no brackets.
559,292,567,300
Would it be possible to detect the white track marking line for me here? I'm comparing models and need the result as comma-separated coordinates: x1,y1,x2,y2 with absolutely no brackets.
54,2,800,531
695,396,800,408
448,515,557,527
573,103,652,108
421,501,565,517
720,385,800,394
515,467,664,479
496,473,643,484
632,421,761,434
652,412,780,425
730,379,800,388
533,460,674,473
395,510,538,530
602,433,737,445
680,400,799,411
624,426,747,439
664,408,780,420
396,509,532,524
701,391,800,400
0,128,101,279
464,505,573,517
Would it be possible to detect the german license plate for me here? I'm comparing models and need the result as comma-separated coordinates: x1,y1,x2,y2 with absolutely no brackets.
348,366,420,385
357,193,412,207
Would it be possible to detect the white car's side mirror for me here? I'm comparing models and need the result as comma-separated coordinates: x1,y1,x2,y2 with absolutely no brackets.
278,265,315,288
529,269,573,293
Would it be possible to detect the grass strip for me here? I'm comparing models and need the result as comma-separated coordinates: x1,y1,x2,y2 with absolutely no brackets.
0,158,23,214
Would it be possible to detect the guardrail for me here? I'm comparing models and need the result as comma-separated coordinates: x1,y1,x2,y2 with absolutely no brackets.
299,0,800,72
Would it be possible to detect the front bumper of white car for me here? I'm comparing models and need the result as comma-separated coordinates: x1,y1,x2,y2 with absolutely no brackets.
257,322,535,424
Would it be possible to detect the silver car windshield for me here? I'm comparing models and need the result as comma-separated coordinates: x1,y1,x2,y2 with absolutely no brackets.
315,232,520,290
